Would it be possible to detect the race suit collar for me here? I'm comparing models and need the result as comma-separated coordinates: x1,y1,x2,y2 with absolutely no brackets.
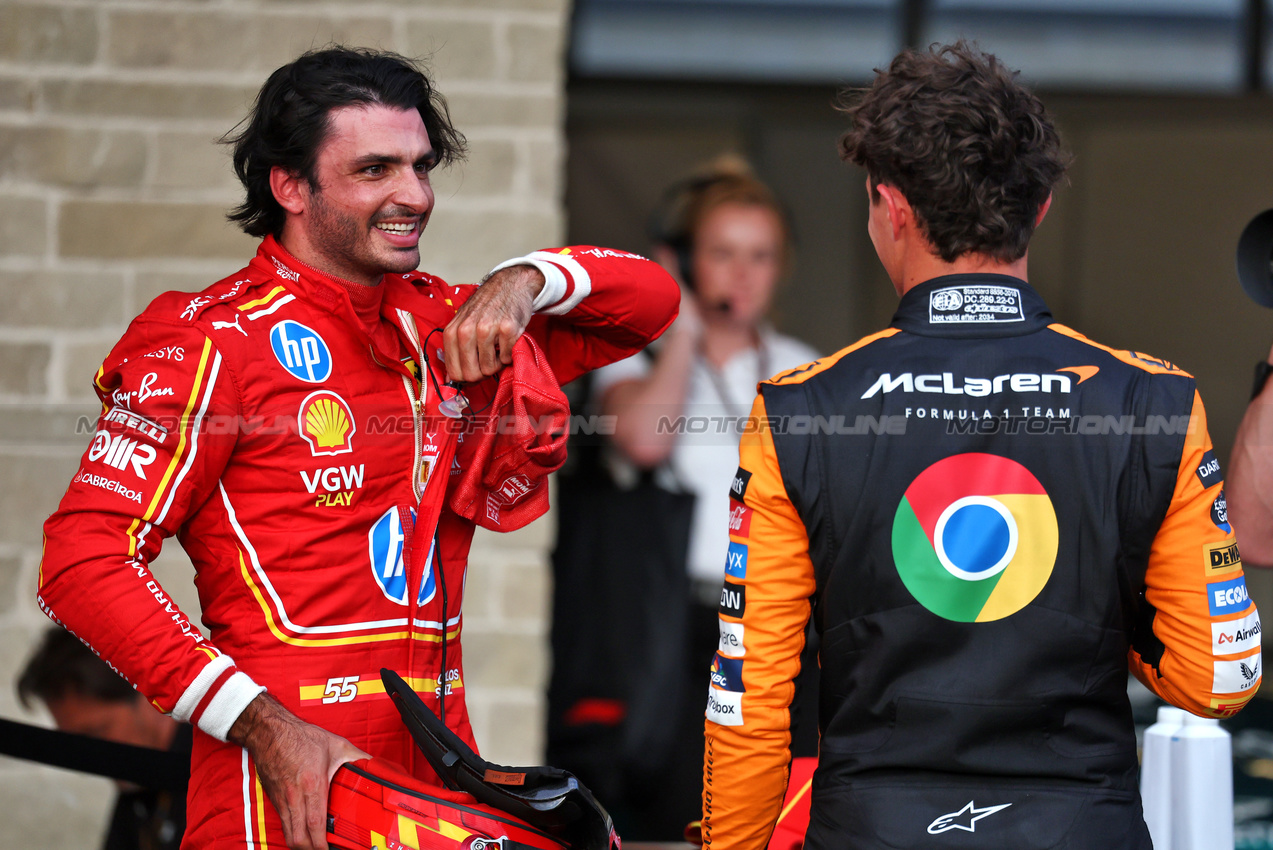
255,235,381,321
891,273,1054,338
254,235,412,379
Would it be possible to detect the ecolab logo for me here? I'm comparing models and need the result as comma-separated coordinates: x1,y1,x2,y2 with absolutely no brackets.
860,368,1093,400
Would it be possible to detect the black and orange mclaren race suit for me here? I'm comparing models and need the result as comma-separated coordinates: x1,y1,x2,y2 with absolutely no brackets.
702,274,1261,850
39,235,678,848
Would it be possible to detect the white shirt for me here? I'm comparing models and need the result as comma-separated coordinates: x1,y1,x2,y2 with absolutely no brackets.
592,327,820,596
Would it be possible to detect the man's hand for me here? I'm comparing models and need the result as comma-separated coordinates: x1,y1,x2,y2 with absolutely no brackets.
443,264,545,383
228,693,369,850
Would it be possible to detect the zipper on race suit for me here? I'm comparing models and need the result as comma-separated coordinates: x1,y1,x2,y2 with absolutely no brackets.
393,310,462,769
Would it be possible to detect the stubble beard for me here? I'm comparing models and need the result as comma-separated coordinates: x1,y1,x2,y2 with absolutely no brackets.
308,189,420,284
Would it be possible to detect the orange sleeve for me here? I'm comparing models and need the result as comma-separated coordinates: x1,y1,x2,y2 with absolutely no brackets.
1129,390,1262,717
702,394,818,850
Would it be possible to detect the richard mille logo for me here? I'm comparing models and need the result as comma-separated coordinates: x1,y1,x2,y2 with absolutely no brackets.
927,800,1012,835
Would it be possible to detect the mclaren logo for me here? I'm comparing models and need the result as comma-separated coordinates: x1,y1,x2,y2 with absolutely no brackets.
861,366,1098,400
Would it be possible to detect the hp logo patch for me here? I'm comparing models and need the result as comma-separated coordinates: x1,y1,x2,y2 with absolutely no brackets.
270,320,332,383
892,453,1058,622
368,507,437,606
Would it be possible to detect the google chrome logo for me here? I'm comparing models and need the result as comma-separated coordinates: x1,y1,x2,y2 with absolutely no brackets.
892,453,1058,622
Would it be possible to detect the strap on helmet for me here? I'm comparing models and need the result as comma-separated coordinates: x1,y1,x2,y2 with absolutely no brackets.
381,668,620,850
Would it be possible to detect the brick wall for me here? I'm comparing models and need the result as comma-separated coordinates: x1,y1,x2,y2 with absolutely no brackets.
0,1,569,844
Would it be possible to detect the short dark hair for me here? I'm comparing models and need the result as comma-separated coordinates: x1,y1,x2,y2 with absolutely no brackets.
17,626,138,709
223,46,467,238
837,41,1070,263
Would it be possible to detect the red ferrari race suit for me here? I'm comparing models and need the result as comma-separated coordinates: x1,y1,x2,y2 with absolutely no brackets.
39,236,678,848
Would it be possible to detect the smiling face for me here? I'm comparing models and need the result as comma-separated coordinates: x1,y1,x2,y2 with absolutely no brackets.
279,103,437,285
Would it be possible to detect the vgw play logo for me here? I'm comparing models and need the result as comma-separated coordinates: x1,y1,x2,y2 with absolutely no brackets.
892,453,1058,622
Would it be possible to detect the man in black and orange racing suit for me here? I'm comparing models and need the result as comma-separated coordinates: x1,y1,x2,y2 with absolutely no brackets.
701,43,1261,850
39,48,679,850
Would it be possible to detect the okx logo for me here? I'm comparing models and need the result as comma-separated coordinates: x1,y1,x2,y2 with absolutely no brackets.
892,453,1058,622
368,507,436,606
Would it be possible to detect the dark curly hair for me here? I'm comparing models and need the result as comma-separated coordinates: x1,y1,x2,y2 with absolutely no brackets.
838,41,1070,263
223,46,467,239
17,626,137,709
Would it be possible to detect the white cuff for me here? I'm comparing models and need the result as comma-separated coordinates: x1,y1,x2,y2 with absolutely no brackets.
199,672,267,742
171,654,267,742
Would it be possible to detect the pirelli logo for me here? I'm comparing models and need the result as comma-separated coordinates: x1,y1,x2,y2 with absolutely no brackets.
1204,539,1243,577
1210,696,1248,718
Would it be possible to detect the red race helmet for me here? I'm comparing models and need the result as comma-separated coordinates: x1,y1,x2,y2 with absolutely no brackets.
327,757,568,850
328,669,621,850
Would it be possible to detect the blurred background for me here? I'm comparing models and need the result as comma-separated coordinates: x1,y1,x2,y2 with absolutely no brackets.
3,0,1273,845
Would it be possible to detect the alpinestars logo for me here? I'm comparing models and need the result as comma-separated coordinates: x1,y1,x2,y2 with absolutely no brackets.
927,800,1012,835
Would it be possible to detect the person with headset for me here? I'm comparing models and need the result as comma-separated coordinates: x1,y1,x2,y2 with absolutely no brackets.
549,157,819,840
600,156,819,608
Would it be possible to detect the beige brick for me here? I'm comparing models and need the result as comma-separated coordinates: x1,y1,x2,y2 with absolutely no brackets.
462,557,497,620
403,0,566,10
152,132,238,191
149,544,204,627
0,453,80,547
0,765,112,848
407,19,498,82
0,75,39,112
507,23,564,84
0,196,48,257
133,271,214,316
42,78,257,122
106,10,259,71
482,697,545,764
0,270,126,329
500,561,549,624
60,201,255,260
0,127,147,189
446,92,561,130
0,554,20,615
0,5,98,65
461,629,546,690
430,140,516,198
268,16,397,65
527,139,562,202
61,341,116,400
0,402,98,446
107,10,393,72
0,343,51,395
421,210,562,280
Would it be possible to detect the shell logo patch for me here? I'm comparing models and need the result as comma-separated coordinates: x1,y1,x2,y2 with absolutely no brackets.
892,453,1058,622
298,391,356,456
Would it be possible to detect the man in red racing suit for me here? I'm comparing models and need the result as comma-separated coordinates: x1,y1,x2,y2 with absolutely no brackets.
39,47,679,850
